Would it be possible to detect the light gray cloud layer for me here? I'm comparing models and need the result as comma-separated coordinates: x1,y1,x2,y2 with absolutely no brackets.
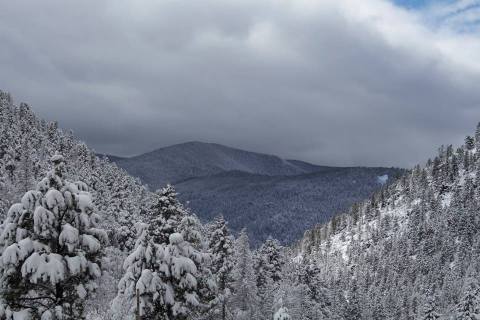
1,0,480,167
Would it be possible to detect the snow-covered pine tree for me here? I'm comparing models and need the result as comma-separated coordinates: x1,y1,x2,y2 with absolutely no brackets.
273,306,291,320
230,229,259,320
421,297,440,320
254,237,285,319
114,185,214,320
0,154,107,319
205,215,235,320
465,136,475,151
149,185,184,244
455,281,480,320
344,282,362,320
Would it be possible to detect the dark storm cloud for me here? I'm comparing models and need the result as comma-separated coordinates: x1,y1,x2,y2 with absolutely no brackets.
1,0,480,167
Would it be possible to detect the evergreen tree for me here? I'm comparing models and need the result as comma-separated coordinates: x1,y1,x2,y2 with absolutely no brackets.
0,154,107,319
254,237,285,319
274,306,291,320
114,186,214,320
456,282,479,320
421,297,440,320
206,215,235,320
344,283,362,320
230,229,259,320
465,136,475,151
475,122,480,149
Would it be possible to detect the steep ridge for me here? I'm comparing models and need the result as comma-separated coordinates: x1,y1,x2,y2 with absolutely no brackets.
294,126,480,319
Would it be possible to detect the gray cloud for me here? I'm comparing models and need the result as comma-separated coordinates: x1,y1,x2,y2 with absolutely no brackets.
1,0,480,168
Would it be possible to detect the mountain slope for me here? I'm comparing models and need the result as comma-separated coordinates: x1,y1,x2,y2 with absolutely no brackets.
294,128,480,318
109,142,403,245
0,90,150,250
175,167,402,245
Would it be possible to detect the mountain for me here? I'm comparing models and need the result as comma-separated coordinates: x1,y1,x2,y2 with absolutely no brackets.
108,142,403,245
292,127,480,318
107,141,330,188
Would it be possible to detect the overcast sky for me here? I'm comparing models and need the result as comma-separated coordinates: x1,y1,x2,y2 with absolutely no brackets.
1,0,480,167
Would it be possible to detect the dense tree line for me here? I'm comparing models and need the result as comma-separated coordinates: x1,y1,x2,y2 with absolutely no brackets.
295,123,480,319
0,92,340,319
2,90,480,319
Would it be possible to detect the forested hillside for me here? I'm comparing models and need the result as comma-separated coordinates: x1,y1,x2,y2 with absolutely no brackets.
0,91,350,319
295,124,480,319
109,142,402,245
2,90,480,320
176,167,400,245
0,91,150,250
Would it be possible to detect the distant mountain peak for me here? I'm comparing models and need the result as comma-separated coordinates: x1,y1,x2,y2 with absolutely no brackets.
111,141,329,188
107,141,403,244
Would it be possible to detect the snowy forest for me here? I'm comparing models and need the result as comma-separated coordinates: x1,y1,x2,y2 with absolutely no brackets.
1,88,480,320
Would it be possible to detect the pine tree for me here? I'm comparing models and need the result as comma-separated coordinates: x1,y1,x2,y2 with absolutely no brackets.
206,215,235,320
475,122,480,149
0,154,107,319
273,306,291,320
456,282,479,320
344,283,362,320
230,229,259,320
255,238,285,319
421,297,440,320
465,136,475,151
114,186,214,320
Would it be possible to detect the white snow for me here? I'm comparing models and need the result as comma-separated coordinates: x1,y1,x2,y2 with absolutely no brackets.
33,207,56,236
377,174,389,185
77,284,88,299
22,253,65,285
81,234,101,253
21,191,41,212
169,233,184,245
50,154,64,163
59,224,79,253
45,189,65,212
274,307,291,320
13,309,32,320
65,255,87,275
441,192,453,208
